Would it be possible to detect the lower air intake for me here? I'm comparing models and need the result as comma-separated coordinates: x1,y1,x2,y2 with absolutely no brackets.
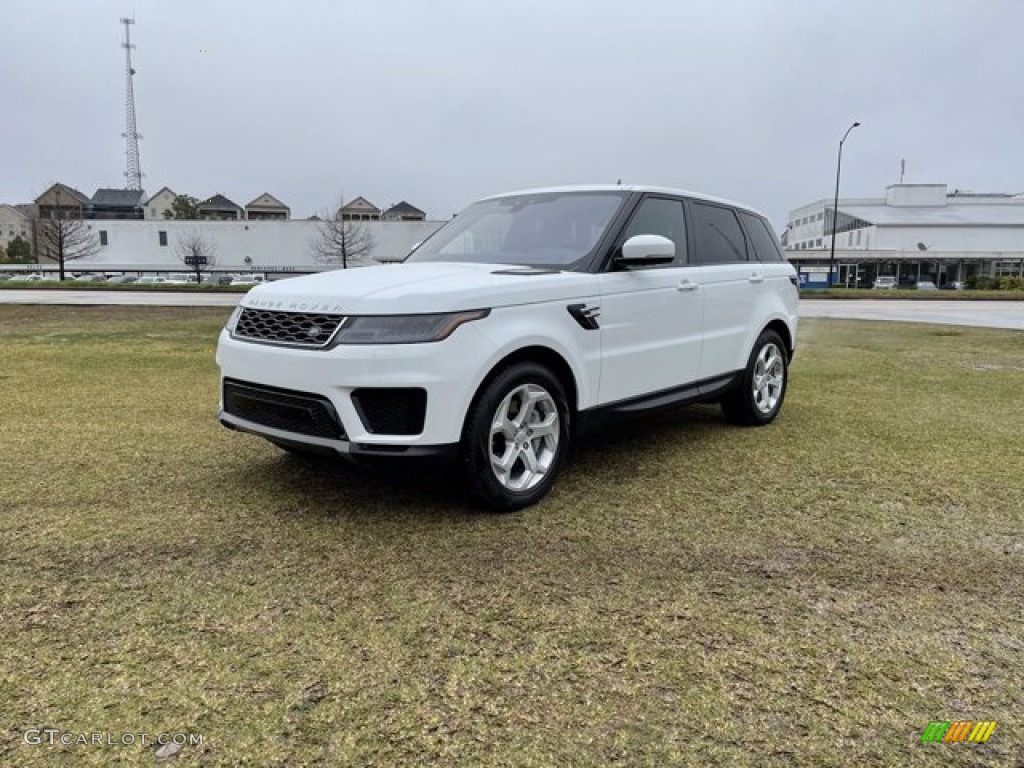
223,379,345,439
351,388,427,435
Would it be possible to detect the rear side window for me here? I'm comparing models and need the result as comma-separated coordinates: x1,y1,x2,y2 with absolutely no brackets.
619,197,687,265
739,211,786,263
690,202,748,264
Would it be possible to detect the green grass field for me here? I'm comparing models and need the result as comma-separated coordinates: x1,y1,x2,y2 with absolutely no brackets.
1,306,1021,766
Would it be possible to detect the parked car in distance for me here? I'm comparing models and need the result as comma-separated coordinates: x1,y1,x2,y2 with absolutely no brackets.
217,184,800,511
165,273,199,285
105,275,137,284
73,273,107,283
230,274,267,286
939,281,967,290
914,280,938,290
873,276,897,289
200,273,235,285
9,273,43,282
136,276,168,285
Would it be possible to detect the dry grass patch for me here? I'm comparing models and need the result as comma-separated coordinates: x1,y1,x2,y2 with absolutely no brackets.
0,307,1021,766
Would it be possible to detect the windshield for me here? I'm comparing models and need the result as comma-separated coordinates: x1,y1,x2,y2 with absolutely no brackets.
406,191,627,269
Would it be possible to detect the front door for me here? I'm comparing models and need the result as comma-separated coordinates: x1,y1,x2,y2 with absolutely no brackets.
596,196,704,404
840,263,859,287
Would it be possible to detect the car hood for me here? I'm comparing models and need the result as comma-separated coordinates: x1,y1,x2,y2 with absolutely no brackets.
241,263,598,314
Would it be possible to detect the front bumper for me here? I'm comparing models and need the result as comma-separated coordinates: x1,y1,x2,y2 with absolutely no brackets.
215,323,496,450
218,410,459,460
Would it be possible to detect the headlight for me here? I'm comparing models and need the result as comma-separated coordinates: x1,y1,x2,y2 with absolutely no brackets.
224,305,243,333
334,310,489,345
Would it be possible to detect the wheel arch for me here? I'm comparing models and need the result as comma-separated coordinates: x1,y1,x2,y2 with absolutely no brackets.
464,345,579,432
761,318,795,361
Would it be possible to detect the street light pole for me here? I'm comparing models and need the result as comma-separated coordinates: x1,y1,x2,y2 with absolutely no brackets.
829,121,861,287
54,187,64,281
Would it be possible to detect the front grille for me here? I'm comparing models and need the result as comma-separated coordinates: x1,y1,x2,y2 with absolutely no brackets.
223,379,346,439
234,308,345,348
351,388,427,435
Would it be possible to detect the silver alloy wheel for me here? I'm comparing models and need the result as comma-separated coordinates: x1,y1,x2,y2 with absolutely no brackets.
752,342,785,414
488,383,560,492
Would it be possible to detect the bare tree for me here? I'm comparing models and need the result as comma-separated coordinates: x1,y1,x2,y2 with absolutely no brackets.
175,229,217,284
312,199,375,268
34,215,100,281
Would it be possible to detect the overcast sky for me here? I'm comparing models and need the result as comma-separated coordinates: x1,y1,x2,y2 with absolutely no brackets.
3,0,1022,227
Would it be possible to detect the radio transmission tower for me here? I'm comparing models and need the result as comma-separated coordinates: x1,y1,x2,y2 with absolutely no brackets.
120,17,143,190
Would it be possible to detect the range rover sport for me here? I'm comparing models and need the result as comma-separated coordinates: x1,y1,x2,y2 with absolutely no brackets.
216,185,799,511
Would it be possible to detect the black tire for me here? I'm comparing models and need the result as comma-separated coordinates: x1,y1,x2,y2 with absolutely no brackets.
461,362,571,512
721,329,789,426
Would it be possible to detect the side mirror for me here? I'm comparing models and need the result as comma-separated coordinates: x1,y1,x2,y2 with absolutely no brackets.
615,234,675,268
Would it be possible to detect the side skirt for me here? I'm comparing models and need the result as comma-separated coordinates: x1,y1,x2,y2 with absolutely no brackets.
575,372,741,435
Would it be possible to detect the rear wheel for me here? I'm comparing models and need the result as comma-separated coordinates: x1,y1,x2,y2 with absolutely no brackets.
721,330,788,426
461,362,570,512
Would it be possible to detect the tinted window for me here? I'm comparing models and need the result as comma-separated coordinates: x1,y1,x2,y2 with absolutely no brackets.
739,211,785,263
690,202,748,264
619,197,686,264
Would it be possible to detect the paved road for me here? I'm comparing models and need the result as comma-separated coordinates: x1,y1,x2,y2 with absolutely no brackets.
799,299,1024,330
0,289,242,307
2,291,1023,330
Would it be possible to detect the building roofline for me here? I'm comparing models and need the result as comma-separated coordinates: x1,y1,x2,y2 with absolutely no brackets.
144,186,177,204
245,192,290,209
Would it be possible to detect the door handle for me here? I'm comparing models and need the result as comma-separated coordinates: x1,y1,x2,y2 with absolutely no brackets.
748,273,765,284
677,280,699,292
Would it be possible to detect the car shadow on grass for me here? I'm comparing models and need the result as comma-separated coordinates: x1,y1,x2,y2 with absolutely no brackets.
568,404,729,465
224,404,732,519
228,449,471,519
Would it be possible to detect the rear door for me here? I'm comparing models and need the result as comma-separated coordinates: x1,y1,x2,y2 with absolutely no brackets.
737,208,797,304
687,200,759,380
596,196,704,404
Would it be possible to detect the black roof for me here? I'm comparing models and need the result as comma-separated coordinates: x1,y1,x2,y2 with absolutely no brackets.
91,188,146,207
384,201,425,216
199,194,241,210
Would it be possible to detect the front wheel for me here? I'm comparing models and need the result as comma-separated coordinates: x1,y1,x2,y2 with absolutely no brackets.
461,362,571,512
721,330,789,426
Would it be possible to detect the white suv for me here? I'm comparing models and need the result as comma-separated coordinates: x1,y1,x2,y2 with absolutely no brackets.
217,186,799,510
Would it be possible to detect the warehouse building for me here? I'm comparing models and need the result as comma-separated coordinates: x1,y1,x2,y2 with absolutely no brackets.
784,183,1024,287
26,218,444,275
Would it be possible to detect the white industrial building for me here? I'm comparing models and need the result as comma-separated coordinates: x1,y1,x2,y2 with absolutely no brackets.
27,218,446,276
784,183,1024,287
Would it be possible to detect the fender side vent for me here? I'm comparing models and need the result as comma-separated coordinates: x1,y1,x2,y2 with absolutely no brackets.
567,303,600,331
